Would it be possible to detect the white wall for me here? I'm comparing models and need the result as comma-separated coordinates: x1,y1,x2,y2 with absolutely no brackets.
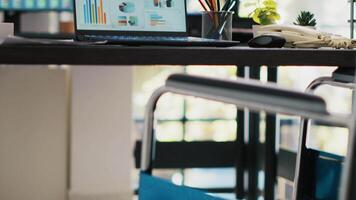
1,12,134,199
69,66,133,200
0,66,134,200
0,12,4,22
0,68,69,200
20,12,59,33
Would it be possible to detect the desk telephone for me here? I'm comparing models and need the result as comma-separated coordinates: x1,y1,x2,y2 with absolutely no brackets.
256,24,355,49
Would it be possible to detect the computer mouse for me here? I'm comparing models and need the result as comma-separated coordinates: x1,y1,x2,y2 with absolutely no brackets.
248,35,286,48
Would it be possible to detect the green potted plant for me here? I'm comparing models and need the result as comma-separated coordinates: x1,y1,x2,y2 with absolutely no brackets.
247,0,280,36
294,11,317,28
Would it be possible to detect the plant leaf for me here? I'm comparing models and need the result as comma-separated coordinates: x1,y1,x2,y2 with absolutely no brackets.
294,10,317,26
263,0,277,8
252,8,262,24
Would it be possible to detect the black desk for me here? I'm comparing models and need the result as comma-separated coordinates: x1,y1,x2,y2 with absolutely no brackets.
1,44,355,200
0,45,355,67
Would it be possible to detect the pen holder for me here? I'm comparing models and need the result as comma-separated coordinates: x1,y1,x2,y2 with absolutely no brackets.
202,11,233,41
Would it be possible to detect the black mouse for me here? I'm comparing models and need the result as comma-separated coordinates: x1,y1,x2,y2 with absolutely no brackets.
248,35,286,48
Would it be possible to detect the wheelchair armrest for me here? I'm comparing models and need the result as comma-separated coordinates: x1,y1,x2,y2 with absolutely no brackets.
166,74,328,117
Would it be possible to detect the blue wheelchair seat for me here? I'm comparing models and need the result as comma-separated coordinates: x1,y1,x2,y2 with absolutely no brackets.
139,172,225,200
314,150,344,200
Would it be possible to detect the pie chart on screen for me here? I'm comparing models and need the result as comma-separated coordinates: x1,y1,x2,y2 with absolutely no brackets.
119,2,135,13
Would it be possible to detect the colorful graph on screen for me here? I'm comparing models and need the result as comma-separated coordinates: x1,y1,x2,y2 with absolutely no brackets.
149,13,166,26
83,0,107,24
76,0,187,32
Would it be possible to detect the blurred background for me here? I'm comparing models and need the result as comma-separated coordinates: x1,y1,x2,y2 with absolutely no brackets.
0,0,352,199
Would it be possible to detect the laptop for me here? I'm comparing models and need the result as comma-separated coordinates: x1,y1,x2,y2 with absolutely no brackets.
73,0,239,46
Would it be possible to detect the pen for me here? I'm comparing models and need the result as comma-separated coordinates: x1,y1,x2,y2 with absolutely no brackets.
227,0,236,12
204,0,213,10
218,0,236,34
199,0,214,20
221,0,230,11
209,0,215,11
199,0,210,12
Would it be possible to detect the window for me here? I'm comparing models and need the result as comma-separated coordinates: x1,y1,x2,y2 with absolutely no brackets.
133,66,238,198
133,66,238,143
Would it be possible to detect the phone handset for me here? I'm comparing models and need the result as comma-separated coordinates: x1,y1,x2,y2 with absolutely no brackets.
255,24,354,49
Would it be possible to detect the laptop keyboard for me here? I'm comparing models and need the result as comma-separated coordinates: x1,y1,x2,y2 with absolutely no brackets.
86,35,189,42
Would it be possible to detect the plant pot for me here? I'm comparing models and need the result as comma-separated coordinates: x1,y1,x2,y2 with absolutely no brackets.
303,25,316,30
252,25,261,38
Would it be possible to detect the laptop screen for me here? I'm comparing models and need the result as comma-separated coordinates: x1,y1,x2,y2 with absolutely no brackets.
75,0,187,33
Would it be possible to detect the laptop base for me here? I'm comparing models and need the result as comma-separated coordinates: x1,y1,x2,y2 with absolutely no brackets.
81,35,240,47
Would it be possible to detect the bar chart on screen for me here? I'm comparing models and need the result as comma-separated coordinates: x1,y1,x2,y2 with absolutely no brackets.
83,0,107,25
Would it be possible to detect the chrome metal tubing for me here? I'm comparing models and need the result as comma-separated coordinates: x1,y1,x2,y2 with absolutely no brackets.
293,76,356,200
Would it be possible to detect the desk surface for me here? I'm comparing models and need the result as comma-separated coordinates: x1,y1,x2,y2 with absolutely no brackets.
0,45,355,67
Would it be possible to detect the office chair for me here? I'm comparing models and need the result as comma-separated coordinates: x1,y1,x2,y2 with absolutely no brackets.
138,73,354,200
